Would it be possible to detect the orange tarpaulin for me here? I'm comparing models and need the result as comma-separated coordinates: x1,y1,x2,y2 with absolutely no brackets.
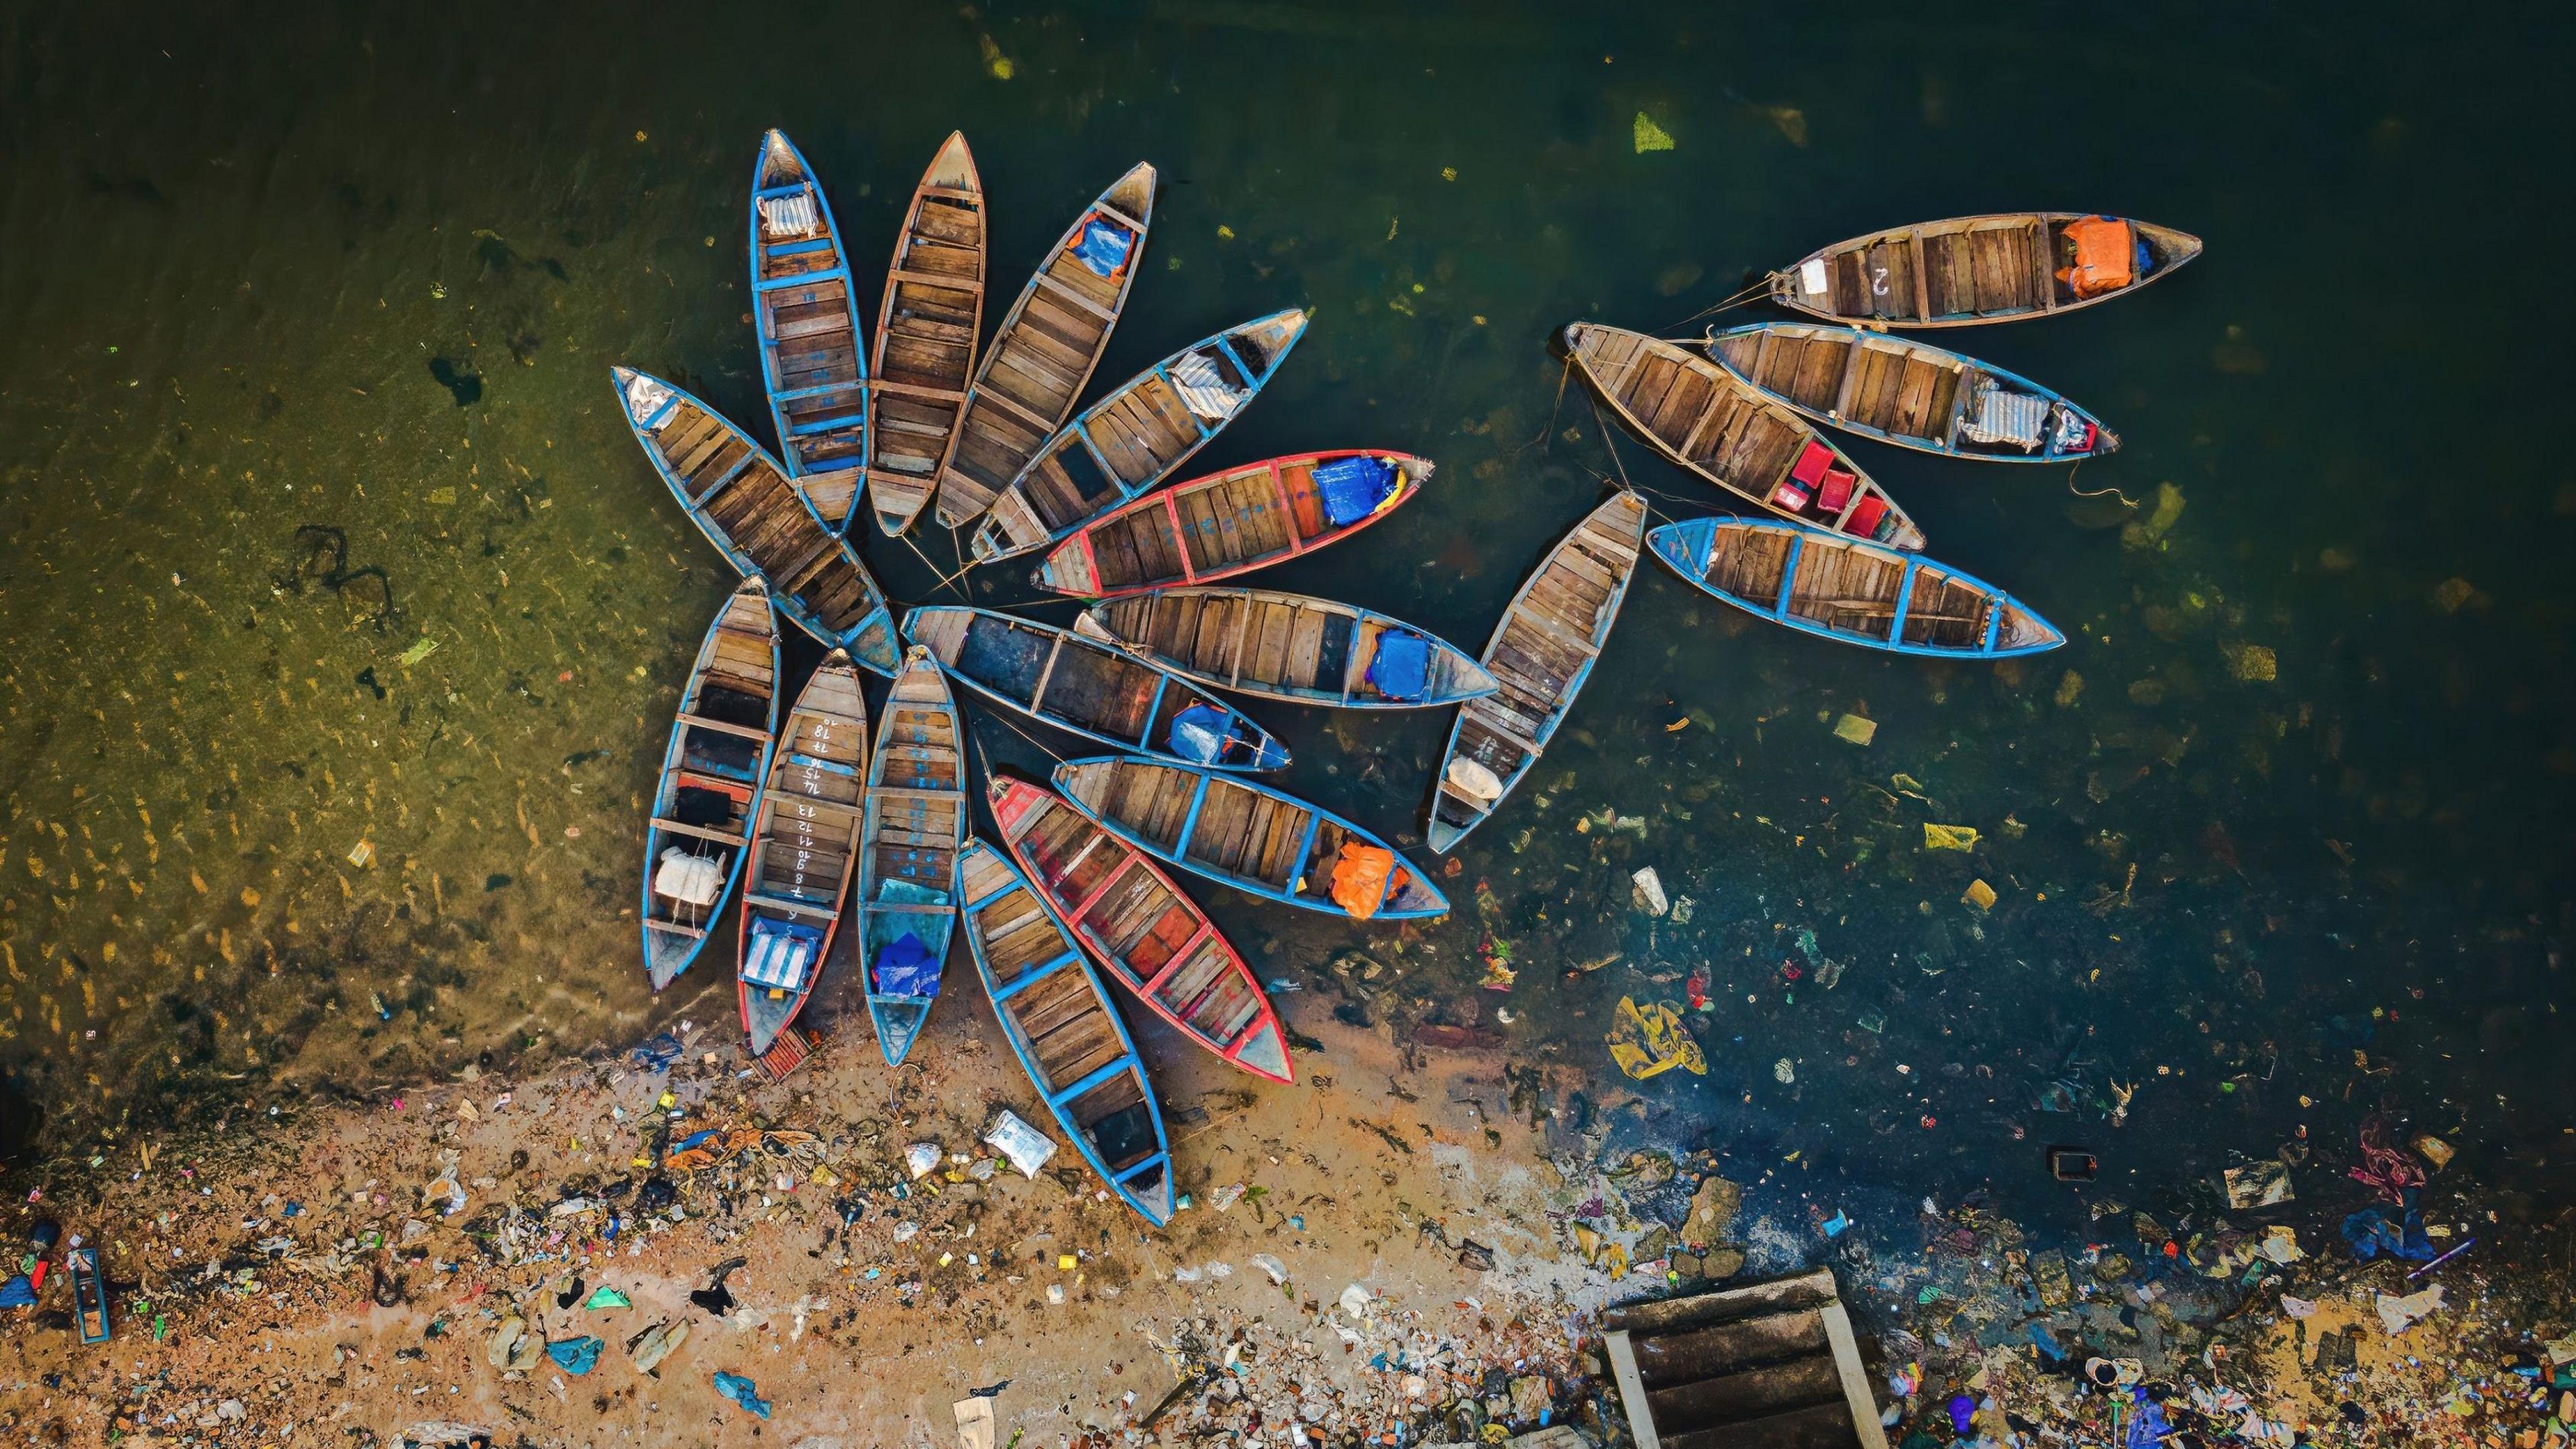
1328,842,1397,919
2058,217,2135,301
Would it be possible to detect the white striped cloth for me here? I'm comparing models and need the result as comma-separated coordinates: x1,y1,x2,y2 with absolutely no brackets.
1171,351,1246,422
742,928,814,991
759,189,820,239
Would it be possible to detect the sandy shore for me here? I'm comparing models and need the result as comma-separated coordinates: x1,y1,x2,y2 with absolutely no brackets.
0,1001,1615,1447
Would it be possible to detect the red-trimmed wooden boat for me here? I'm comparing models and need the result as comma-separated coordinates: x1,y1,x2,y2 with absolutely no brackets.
749,129,868,529
737,650,867,1055
1564,323,1925,551
956,838,1174,1225
1029,450,1429,599
865,132,986,537
988,773,1291,1083
1770,213,2202,327
930,163,1157,529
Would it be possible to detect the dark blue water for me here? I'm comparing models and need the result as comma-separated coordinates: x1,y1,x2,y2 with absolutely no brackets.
1,3,2568,1252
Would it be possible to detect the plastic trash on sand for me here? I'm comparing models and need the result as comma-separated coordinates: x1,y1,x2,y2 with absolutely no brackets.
1339,1283,1375,1320
714,1370,773,1419
906,1142,943,1180
953,1394,997,1449
1608,996,1705,1080
2376,1284,2445,1336
983,1111,1057,1178
545,1336,604,1375
1250,1252,1288,1285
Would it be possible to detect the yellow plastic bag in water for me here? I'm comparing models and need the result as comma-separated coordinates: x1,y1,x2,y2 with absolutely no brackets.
1608,996,1706,1080
1923,822,1980,851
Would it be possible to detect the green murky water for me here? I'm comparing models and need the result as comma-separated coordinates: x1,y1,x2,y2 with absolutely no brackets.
3,4,2569,1232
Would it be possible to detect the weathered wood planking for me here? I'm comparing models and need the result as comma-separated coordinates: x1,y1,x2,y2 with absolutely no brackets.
1648,517,2062,659
1426,490,1647,853
737,649,868,1054
644,580,780,990
750,130,869,528
1770,212,2201,327
1704,321,2116,462
866,132,987,537
612,367,900,673
1030,451,1430,598
857,647,965,1065
1078,588,1497,709
931,163,1157,529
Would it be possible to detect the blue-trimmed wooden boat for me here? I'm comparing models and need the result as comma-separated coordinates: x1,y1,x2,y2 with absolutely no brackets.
1054,756,1448,921
750,129,868,530
1650,516,2064,659
906,606,1288,771
612,367,899,674
1076,588,1497,710
932,162,1158,529
968,309,1311,564
1029,450,1430,599
956,837,1174,1225
1427,489,1648,854
858,646,965,1065
737,650,867,1055
1769,213,2202,328
989,774,1291,1083
644,580,780,990
1704,321,2116,462
865,132,987,538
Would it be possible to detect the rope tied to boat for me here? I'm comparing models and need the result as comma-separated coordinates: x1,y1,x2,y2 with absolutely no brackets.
2063,458,2137,510
1656,275,1776,337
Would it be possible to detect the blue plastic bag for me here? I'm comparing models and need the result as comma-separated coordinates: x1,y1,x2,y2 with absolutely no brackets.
2342,1203,2436,1262
715,1371,773,1419
1168,702,1234,763
1364,631,1430,701
547,1335,604,1375
0,1275,34,1308
873,931,941,998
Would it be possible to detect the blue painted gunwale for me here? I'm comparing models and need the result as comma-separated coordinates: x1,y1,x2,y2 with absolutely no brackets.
1648,515,2065,659
904,607,1289,772
955,839,1174,1226
1053,757,1450,920
610,366,898,676
749,129,869,520
968,308,1311,564
641,580,780,991
1703,321,2116,464
858,649,964,1066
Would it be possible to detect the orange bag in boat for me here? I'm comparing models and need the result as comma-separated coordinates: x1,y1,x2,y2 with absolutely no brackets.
1328,842,1397,920
2058,217,2135,300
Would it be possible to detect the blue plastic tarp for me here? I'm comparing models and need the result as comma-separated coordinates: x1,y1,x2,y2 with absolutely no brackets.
2124,1392,2173,1449
1169,702,1234,763
1314,455,1397,527
0,1275,34,1308
873,931,941,998
547,1335,604,1375
2343,1203,2437,1262
1364,631,1431,701
1071,219,1134,278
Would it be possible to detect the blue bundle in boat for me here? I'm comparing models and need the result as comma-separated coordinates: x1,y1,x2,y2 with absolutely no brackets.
873,931,940,998
1071,219,1134,278
1364,630,1430,701
1314,455,1397,526
1167,702,1234,763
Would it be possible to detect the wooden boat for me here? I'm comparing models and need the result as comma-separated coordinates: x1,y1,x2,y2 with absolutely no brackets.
737,650,868,1055
866,132,987,537
1054,756,1450,920
1030,451,1430,598
1426,490,1648,854
906,606,1288,771
68,1246,109,1343
857,646,967,1064
643,580,780,990
749,129,869,527
930,163,1157,529
955,837,1175,1224
1770,213,2202,327
1076,588,1497,710
1649,517,2063,659
612,367,900,673
989,773,1291,1083
1564,325,1925,551
1705,321,2116,462
968,309,1311,564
